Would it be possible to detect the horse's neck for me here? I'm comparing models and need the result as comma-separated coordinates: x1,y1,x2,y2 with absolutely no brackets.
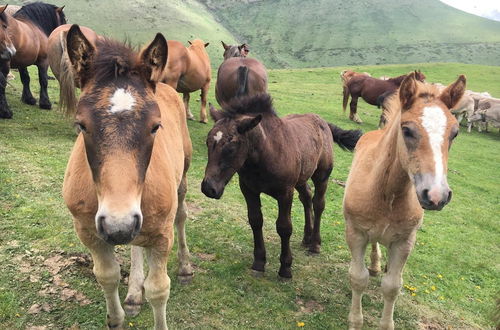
372,115,412,198
246,116,284,163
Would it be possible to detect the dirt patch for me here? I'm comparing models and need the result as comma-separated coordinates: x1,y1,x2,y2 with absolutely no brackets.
196,252,216,261
295,298,325,314
187,201,204,217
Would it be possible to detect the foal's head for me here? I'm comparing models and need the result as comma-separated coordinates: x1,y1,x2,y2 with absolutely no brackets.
0,6,15,60
66,25,168,244
392,72,465,210
201,95,274,199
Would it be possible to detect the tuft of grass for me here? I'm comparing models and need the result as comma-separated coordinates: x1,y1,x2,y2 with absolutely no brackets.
0,62,498,328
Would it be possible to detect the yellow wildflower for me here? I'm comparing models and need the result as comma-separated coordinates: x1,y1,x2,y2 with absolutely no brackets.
475,285,481,290
460,277,465,281
15,313,20,317
297,321,305,327
431,286,436,291
439,296,445,300
425,289,430,294
437,274,443,279
129,322,134,327
411,292,416,296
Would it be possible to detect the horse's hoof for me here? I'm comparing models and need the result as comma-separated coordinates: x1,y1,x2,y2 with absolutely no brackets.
187,116,195,121
22,96,36,106
199,119,208,124
278,268,292,279
39,102,52,110
178,273,194,285
123,300,142,317
368,268,380,277
301,238,311,247
308,245,321,255
0,111,12,119
251,269,265,278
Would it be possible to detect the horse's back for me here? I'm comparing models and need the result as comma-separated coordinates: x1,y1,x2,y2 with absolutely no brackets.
162,40,189,89
216,57,268,104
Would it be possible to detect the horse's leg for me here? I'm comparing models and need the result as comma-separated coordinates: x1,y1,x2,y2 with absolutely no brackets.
144,246,171,330
368,242,382,276
37,61,52,110
18,67,36,105
199,84,209,124
124,246,145,317
276,189,294,278
308,169,330,254
379,235,416,330
175,174,193,283
296,183,313,247
85,240,125,328
349,95,362,124
346,225,369,330
0,62,12,119
240,180,266,274
183,92,194,121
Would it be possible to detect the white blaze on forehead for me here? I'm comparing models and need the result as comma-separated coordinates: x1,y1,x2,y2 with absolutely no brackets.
421,106,447,184
109,88,136,113
213,131,223,143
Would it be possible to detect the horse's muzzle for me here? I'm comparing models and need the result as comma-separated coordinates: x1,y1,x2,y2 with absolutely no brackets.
201,178,224,199
95,212,142,245
0,45,16,60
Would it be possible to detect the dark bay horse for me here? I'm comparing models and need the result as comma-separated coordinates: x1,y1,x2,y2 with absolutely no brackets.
0,3,66,118
62,25,193,328
215,56,267,105
47,24,101,114
161,39,211,123
202,93,362,278
343,73,465,329
342,70,426,123
221,40,249,60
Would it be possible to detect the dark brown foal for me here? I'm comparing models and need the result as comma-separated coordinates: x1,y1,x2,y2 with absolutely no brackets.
201,94,362,278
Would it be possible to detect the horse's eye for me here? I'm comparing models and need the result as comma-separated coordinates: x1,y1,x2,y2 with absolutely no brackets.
2,24,7,29
75,122,87,133
151,123,162,135
450,130,458,140
402,126,414,139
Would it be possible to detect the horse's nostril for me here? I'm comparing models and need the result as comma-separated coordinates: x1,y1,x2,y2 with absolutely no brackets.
447,190,453,203
422,189,430,202
133,214,141,233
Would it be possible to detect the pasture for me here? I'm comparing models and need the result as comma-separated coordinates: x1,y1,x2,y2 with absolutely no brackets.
0,62,499,329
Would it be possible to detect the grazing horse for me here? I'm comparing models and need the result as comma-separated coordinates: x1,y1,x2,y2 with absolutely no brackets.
342,70,426,123
47,24,100,113
62,25,193,329
343,73,465,329
0,2,66,119
161,39,210,123
201,93,362,278
221,40,249,60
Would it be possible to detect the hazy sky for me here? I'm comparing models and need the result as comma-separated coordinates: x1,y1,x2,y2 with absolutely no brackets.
440,0,500,21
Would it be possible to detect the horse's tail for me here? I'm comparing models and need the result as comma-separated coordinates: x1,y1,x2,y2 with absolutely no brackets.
328,123,363,151
236,66,249,97
58,30,78,117
342,85,350,113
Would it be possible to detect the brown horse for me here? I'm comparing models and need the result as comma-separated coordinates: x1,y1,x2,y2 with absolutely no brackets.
0,3,66,119
221,40,249,60
342,70,426,123
343,73,465,329
62,25,193,329
215,54,267,106
201,93,362,278
161,39,210,123
47,24,100,114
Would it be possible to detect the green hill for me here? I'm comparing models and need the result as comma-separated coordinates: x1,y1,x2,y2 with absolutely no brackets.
9,0,500,68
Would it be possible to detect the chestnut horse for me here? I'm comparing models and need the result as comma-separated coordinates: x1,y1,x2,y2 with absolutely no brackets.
62,25,193,329
342,70,426,123
0,3,66,119
343,73,465,329
215,50,267,105
161,39,210,123
202,93,362,278
47,24,100,113
221,40,249,60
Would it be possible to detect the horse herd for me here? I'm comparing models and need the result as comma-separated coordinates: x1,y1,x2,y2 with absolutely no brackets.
0,3,471,329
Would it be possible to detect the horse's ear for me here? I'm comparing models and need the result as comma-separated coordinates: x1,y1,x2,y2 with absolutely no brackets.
67,24,95,88
209,103,223,122
204,42,209,48
440,75,466,110
56,5,65,13
0,5,8,15
237,114,262,134
221,41,229,50
187,40,192,45
139,33,168,88
399,72,418,111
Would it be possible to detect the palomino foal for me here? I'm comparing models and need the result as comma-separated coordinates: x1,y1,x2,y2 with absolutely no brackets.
62,25,193,329
343,73,465,329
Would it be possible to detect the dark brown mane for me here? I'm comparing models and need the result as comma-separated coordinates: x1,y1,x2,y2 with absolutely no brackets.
387,74,407,84
93,38,137,83
220,93,276,119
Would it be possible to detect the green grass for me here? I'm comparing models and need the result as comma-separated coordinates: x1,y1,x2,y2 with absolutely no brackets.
0,63,499,329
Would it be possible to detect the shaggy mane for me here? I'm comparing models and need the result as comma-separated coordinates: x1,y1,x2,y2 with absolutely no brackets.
220,93,277,119
93,38,137,83
14,2,66,36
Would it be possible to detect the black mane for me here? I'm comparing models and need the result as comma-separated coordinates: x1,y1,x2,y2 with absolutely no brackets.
220,93,277,119
93,38,137,83
14,2,66,36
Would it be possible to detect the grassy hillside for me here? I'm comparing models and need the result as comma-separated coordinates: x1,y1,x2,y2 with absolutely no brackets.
203,0,500,68
0,63,499,329
9,0,238,66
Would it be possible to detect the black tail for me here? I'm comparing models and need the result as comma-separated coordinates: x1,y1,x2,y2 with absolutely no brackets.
328,123,363,151
236,66,249,97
